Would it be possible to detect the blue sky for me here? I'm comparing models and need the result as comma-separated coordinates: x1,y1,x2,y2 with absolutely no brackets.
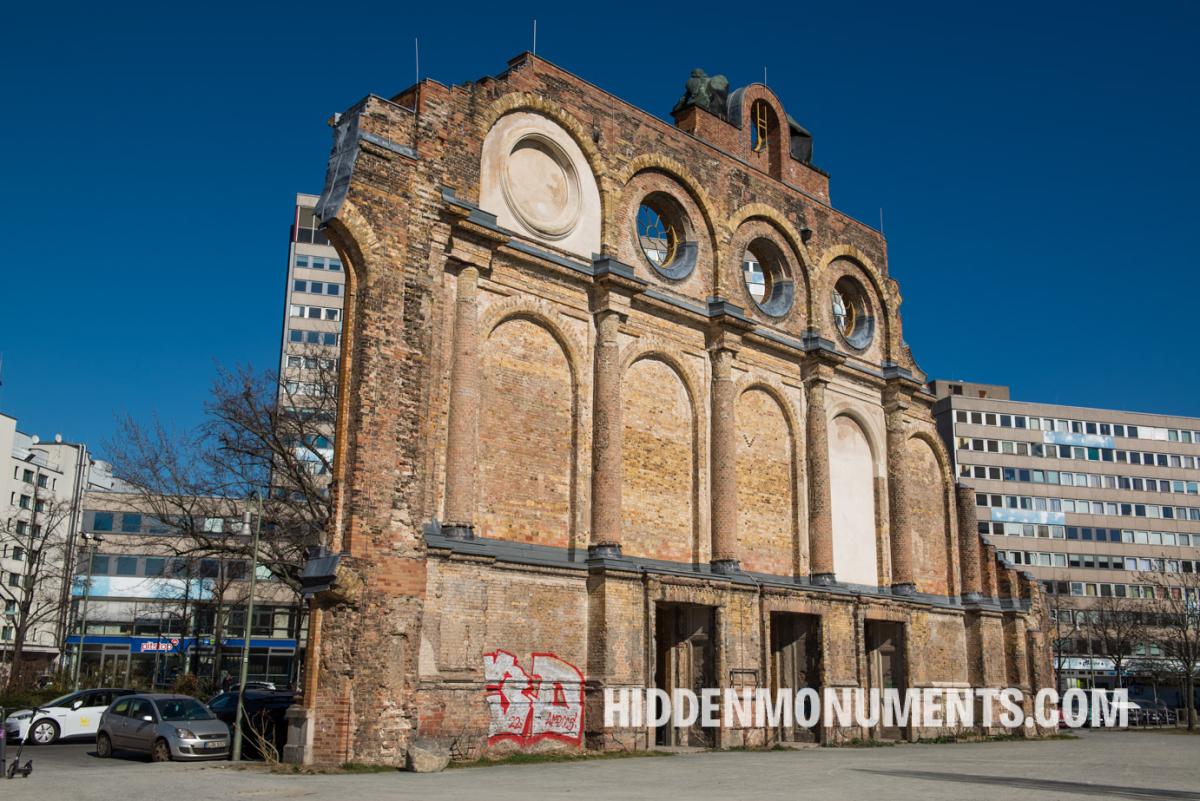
1,1,1198,452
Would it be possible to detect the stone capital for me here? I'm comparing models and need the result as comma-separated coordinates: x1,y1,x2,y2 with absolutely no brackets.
802,358,836,388
883,383,913,417
589,285,634,320
445,236,496,275
705,326,743,356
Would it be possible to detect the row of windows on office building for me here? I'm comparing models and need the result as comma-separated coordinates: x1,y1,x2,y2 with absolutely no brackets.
287,329,340,347
84,553,256,580
78,605,295,639
952,410,1200,444
975,492,1200,521
0,544,27,561
977,521,1199,548
289,304,341,321
294,254,342,271
960,463,1200,496
292,279,341,296
282,381,335,398
956,436,1200,469
10,521,43,538
284,355,338,371
8,493,46,512
10,466,53,488
1042,580,1166,599
85,510,239,535
999,549,1200,574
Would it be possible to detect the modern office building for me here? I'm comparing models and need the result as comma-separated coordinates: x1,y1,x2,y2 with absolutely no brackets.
276,192,342,477
65,466,305,689
931,380,1200,689
0,412,92,679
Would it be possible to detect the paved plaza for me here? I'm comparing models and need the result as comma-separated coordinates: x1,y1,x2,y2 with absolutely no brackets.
5,730,1198,801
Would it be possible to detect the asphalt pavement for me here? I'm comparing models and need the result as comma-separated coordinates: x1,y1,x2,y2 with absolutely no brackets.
2,729,1197,800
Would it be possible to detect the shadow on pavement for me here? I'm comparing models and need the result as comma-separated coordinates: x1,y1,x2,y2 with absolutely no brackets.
854,769,1200,800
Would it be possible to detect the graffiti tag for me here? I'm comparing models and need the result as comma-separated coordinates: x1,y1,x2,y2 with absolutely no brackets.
483,650,584,746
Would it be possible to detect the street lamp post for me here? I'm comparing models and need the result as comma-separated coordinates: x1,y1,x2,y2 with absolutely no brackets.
71,532,104,692
231,493,262,762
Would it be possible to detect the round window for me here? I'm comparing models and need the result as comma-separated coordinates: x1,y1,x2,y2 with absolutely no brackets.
637,202,676,268
740,239,794,317
831,276,874,349
634,194,695,280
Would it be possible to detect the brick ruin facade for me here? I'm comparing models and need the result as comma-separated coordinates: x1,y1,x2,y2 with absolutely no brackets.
289,54,1054,765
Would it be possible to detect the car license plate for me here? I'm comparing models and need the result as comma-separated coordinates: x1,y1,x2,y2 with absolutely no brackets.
207,740,226,749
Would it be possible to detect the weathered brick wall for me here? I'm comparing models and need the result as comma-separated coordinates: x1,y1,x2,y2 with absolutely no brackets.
907,437,952,596
736,387,795,575
300,53,1054,765
620,357,697,563
477,317,576,546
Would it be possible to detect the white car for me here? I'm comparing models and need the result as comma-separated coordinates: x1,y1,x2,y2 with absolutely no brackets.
3,688,136,745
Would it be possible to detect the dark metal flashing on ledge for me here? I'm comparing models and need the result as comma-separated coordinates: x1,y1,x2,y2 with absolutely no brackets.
298,548,342,597
710,558,740,575
504,240,594,276
706,297,753,325
360,131,417,160
881,362,918,383
591,255,646,285
423,530,1031,612
641,288,711,318
440,187,502,231
800,329,841,355
587,543,622,561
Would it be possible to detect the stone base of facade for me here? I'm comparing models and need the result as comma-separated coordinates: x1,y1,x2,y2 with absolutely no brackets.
307,537,1052,765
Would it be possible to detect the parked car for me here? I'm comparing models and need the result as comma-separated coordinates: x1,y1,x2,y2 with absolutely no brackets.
1134,699,1177,726
207,690,295,758
230,681,278,693
97,694,230,762
3,688,136,745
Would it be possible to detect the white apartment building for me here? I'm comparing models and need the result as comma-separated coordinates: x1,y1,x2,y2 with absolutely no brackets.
0,412,92,678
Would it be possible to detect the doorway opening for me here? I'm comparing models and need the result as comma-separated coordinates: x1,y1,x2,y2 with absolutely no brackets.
865,620,907,741
654,603,716,747
769,612,822,743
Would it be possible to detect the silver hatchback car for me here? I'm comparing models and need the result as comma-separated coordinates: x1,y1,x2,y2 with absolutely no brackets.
97,693,230,761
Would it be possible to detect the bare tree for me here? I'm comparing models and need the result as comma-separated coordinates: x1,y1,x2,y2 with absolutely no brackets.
108,358,336,592
1139,571,1200,730
1,497,74,689
1083,594,1143,689
1047,588,1079,693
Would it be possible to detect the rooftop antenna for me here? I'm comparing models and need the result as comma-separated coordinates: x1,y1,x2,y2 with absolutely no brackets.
879,207,885,234
414,38,420,85
763,66,768,86
532,19,537,55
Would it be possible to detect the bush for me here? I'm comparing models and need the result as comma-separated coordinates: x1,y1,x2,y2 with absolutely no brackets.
172,672,202,698
0,687,67,714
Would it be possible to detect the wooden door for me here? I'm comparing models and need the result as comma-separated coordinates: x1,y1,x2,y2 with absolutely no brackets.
770,612,821,742
655,604,715,747
866,621,907,740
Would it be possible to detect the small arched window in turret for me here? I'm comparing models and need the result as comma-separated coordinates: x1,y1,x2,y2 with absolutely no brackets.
751,100,770,152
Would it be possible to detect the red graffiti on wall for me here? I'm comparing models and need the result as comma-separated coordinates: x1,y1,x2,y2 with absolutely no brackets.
483,650,584,746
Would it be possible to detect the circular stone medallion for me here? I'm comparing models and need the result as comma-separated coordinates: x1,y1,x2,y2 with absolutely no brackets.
501,134,581,239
